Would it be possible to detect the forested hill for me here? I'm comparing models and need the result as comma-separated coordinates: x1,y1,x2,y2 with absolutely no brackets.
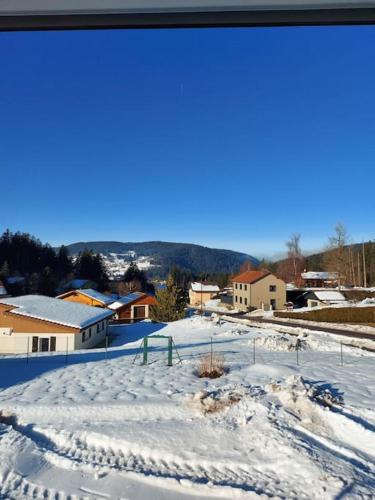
65,241,259,276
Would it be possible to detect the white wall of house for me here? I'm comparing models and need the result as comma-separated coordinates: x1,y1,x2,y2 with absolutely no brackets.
0,330,76,354
74,319,109,349
0,319,109,354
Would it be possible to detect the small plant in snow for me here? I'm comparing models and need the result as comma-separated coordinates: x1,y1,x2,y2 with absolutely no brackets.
196,353,226,379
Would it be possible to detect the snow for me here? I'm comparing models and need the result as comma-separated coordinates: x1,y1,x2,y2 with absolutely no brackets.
103,252,157,279
191,282,220,292
71,288,116,305
313,290,346,302
301,272,338,280
0,315,374,499
0,295,114,329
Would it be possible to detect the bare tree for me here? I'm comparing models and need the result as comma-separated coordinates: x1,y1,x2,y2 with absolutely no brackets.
277,234,305,284
324,223,351,287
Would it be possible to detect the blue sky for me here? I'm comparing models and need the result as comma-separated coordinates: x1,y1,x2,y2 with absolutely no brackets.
1,26,374,259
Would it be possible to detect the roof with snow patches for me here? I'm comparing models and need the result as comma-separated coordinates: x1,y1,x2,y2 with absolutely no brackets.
190,282,220,293
0,295,114,329
108,292,145,310
72,288,115,305
313,291,346,302
301,271,339,280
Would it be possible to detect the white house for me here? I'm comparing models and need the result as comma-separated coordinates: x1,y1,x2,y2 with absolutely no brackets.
189,282,220,306
0,295,114,354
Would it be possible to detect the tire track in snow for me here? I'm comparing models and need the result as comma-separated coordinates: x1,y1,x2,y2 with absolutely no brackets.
7,423,289,498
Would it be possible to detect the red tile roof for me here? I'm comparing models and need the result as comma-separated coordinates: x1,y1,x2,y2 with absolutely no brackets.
232,270,270,284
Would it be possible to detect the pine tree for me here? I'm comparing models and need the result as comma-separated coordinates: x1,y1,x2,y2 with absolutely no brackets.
38,266,57,296
149,274,187,322
122,262,147,293
0,260,10,279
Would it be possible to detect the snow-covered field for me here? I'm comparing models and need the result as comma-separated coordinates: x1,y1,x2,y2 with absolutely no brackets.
0,316,375,499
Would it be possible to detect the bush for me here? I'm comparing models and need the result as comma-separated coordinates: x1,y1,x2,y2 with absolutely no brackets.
196,353,226,378
274,307,375,324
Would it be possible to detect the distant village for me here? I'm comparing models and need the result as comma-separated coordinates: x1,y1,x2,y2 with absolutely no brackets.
0,227,374,354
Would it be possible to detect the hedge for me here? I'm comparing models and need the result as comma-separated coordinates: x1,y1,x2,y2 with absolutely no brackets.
274,307,375,324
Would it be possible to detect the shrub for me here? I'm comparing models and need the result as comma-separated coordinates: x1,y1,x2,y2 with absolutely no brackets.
196,353,226,378
274,307,375,324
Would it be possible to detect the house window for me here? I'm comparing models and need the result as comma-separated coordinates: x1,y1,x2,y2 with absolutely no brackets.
239,284,242,290
89,328,92,338
32,336,38,352
235,283,238,289
244,285,247,291
269,285,277,292
97,324,100,333
235,295,238,302
50,336,56,351
244,298,248,306
240,297,242,304
82,331,86,342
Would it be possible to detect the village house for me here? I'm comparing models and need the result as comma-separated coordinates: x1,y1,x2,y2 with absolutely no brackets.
232,270,286,312
301,271,339,288
108,292,157,323
57,288,115,308
0,295,114,354
189,282,220,306
305,290,346,308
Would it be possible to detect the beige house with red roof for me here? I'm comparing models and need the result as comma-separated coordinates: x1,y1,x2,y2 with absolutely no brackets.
232,270,286,312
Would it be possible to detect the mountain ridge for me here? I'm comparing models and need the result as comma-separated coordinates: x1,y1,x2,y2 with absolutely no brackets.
64,240,259,277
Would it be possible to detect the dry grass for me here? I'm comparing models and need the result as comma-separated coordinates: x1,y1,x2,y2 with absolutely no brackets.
196,353,226,379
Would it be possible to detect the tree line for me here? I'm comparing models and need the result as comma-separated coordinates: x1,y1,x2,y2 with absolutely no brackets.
272,224,375,287
0,230,109,296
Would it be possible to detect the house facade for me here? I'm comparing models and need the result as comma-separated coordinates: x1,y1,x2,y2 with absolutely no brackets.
0,295,113,354
232,271,286,312
189,282,220,306
57,288,115,308
108,292,157,323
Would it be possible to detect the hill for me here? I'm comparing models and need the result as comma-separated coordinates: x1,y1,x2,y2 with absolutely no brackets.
65,241,259,278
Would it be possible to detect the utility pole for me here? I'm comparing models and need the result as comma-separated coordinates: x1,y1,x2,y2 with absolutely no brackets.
357,251,361,287
363,242,367,288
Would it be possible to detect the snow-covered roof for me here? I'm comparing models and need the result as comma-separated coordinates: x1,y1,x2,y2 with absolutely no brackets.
108,292,144,310
301,272,338,280
0,295,113,329
313,291,346,302
190,282,220,293
6,276,25,285
75,289,115,306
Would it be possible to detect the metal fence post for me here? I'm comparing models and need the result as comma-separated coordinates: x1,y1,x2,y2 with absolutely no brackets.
105,334,108,359
168,336,173,366
253,337,256,364
296,341,299,365
340,342,343,367
65,336,69,365
26,336,29,364
143,337,148,365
